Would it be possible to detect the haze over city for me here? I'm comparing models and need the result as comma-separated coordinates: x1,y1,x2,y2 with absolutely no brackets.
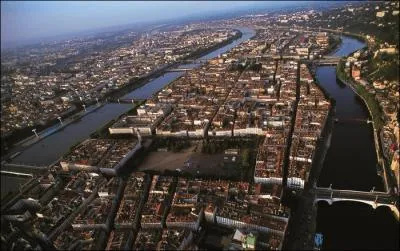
1,1,303,48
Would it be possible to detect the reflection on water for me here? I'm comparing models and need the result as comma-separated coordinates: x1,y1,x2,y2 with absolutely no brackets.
330,36,366,57
316,202,399,250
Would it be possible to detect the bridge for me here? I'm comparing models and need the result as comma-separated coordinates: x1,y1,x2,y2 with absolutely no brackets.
314,187,399,216
302,56,342,65
1,156,62,174
181,59,209,64
0,170,33,178
311,58,341,65
108,98,146,104
334,118,373,124
1,162,48,171
319,56,342,60
165,68,193,72
239,54,342,65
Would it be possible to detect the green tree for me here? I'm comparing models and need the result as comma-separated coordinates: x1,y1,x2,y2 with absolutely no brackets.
241,148,250,169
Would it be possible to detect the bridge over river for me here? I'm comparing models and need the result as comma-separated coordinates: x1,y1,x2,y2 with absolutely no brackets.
181,59,210,64
165,68,193,72
107,97,146,104
239,54,342,65
314,187,399,217
303,57,342,65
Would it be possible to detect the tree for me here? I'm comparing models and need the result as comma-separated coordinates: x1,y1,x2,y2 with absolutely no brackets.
241,148,250,169
210,142,217,154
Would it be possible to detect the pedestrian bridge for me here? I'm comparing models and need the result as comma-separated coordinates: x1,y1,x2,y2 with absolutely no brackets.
314,187,399,217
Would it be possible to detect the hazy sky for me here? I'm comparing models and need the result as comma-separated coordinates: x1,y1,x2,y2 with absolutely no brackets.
1,1,298,44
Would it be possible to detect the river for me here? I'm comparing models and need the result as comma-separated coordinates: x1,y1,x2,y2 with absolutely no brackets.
314,36,398,249
122,27,255,100
7,27,255,167
315,65,383,191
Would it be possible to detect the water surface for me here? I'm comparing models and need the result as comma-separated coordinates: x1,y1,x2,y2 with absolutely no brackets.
315,35,396,250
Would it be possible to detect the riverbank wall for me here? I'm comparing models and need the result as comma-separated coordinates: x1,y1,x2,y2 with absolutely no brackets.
281,59,336,250
292,65,336,250
335,73,390,193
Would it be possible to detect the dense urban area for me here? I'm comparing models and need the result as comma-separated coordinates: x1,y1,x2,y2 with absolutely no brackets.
1,1,399,250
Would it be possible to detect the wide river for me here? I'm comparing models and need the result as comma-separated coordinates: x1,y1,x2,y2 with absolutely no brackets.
314,36,398,249
9,27,255,167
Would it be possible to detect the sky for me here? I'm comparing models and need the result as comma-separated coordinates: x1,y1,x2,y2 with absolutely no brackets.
1,1,298,45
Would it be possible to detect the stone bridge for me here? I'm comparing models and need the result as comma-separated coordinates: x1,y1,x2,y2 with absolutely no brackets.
181,59,209,64
314,187,399,218
300,56,342,65
108,98,146,104
165,68,193,72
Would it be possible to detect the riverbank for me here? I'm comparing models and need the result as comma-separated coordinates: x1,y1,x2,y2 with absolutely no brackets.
325,36,342,56
336,72,390,193
336,61,384,129
105,30,242,101
282,115,334,250
314,27,367,44
1,103,105,163
282,61,336,251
